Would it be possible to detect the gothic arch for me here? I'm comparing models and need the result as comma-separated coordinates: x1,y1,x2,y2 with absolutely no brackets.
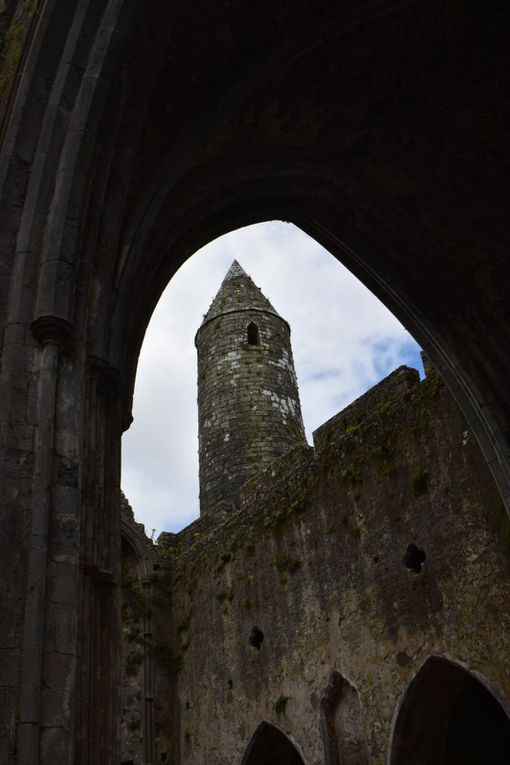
390,656,510,765
0,1,509,761
0,1,508,510
241,722,305,765
120,512,157,583
115,151,510,512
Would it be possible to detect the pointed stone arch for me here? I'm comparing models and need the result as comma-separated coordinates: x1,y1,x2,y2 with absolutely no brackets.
320,671,369,765
1,2,510,761
390,656,510,765
241,722,305,765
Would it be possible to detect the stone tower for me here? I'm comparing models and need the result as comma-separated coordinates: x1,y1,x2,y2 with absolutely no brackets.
195,261,306,515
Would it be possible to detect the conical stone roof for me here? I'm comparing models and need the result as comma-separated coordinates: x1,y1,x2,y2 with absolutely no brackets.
198,260,284,330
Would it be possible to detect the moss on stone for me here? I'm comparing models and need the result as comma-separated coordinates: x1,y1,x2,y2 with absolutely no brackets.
274,695,289,717
0,1,36,104
342,465,363,487
380,461,397,478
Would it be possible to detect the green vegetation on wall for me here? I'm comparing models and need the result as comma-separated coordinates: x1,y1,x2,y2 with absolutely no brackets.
0,1,37,104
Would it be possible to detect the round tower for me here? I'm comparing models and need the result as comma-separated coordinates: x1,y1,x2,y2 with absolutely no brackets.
195,260,306,515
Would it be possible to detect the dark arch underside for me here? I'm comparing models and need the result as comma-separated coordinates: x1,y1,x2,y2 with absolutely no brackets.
242,723,305,765
391,657,510,765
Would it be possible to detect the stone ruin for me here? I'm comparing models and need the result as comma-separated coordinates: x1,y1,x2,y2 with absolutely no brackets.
120,263,510,764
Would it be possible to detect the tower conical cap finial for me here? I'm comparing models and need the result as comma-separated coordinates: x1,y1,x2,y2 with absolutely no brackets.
198,260,283,329
223,260,247,280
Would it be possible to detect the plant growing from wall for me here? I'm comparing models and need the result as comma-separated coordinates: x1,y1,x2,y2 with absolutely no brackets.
274,695,289,718
377,400,396,421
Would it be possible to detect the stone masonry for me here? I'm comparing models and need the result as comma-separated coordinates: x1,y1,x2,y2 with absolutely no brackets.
1,4,510,761
195,261,306,515
120,285,510,764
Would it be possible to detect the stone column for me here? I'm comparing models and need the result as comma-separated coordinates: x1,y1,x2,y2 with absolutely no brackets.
17,316,74,764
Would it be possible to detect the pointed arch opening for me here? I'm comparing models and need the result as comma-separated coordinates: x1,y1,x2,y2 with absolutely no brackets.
390,656,510,765
241,722,305,765
122,223,425,533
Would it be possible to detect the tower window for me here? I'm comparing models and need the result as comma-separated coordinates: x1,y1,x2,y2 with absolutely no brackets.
247,322,260,346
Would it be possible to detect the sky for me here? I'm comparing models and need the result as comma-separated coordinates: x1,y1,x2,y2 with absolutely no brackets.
121,222,423,535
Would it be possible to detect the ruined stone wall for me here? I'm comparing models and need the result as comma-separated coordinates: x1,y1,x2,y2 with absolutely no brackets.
120,539,146,765
120,502,177,765
141,365,510,764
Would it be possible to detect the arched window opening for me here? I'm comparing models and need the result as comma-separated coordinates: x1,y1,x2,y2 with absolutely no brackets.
241,722,305,765
247,321,260,346
390,656,510,765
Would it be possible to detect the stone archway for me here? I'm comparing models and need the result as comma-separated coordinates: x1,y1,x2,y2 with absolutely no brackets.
390,656,510,765
0,1,509,762
241,722,305,765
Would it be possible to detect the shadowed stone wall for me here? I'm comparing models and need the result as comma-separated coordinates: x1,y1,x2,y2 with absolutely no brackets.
1,2,510,760
126,364,510,764
120,542,145,764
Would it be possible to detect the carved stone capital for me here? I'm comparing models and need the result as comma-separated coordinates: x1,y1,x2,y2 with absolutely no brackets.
31,315,73,348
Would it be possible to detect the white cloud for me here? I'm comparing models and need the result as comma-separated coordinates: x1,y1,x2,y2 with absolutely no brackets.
121,222,422,534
